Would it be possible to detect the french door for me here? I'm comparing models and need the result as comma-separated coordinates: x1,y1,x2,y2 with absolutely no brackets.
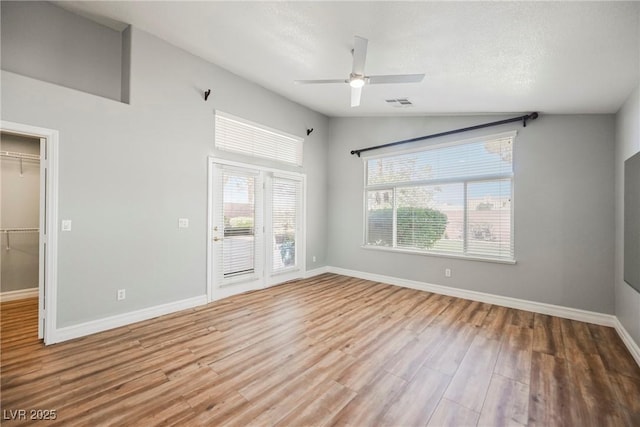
208,159,305,301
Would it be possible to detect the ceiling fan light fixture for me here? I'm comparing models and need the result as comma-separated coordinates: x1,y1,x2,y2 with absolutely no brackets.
349,76,365,88
294,36,425,107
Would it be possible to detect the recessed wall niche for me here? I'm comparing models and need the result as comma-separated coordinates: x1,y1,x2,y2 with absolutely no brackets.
1,1,130,103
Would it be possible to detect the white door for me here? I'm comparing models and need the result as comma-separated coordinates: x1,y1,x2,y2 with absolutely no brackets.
208,160,305,301
210,163,265,299
265,174,305,286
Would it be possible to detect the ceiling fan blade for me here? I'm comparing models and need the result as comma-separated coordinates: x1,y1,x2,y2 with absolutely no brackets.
352,36,368,75
351,86,362,107
294,79,347,84
367,74,425,84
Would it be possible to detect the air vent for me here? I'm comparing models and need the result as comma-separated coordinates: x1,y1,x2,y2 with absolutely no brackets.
385,98,413,107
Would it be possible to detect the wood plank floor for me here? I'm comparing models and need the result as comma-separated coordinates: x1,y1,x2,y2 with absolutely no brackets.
1,273,639,426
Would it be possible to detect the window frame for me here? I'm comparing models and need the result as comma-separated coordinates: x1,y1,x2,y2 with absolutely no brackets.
361,131,517,264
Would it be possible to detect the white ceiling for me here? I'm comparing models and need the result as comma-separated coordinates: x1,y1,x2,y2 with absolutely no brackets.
57,1,639,117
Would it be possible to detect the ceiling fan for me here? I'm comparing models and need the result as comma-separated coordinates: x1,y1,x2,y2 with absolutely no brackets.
295,36,425,107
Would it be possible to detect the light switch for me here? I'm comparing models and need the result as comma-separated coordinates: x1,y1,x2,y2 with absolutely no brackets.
178,218,189,229
61,220,72,231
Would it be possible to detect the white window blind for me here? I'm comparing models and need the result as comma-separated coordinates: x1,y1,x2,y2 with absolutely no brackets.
272,177,301,273
365,132,515,261
222,169,260,277
215,111,303,166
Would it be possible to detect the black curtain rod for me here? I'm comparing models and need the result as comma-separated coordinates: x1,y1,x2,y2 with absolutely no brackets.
350,112,539,157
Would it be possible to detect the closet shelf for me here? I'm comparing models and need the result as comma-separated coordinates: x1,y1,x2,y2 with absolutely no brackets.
1,150,40,176
0,228,39,233
0,151,40,161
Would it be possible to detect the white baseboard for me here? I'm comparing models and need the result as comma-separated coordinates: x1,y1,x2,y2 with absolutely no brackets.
304,266,330,278
613,318,640,367
0,287,38,302
328,266,617,328
52,295,207,344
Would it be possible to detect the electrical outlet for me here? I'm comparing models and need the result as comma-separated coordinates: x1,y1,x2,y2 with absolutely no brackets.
312,256,316,263
445,268,452,278
117,289,126,301
178,218,189,228
61,220,72,231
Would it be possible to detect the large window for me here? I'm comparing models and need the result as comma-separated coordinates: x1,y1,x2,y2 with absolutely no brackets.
364,131,515,261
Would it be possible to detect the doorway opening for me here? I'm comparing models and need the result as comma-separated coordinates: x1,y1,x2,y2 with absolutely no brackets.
0,121,58,345
1,132,41,343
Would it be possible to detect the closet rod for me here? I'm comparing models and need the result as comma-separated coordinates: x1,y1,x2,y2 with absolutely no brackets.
350,112,539,157
1,228,39,251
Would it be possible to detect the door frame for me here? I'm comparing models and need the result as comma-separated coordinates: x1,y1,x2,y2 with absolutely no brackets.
1,120,59,345
207,157,306,303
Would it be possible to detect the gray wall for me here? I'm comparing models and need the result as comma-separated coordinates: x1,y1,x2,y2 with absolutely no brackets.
1,0,629,335
0,133,40,292
327,114,615,314
1,25,328,327
615,84,640,346
1,1,123,102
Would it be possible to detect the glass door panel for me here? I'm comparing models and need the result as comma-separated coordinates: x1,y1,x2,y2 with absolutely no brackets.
272,177,299,272
223,172,256,277
211,164,263,298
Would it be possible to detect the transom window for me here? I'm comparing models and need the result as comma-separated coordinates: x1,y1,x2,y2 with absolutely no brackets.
364,131,515,262
215,111,303,166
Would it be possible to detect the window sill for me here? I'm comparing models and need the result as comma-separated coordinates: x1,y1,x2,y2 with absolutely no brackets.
360,245,517,265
